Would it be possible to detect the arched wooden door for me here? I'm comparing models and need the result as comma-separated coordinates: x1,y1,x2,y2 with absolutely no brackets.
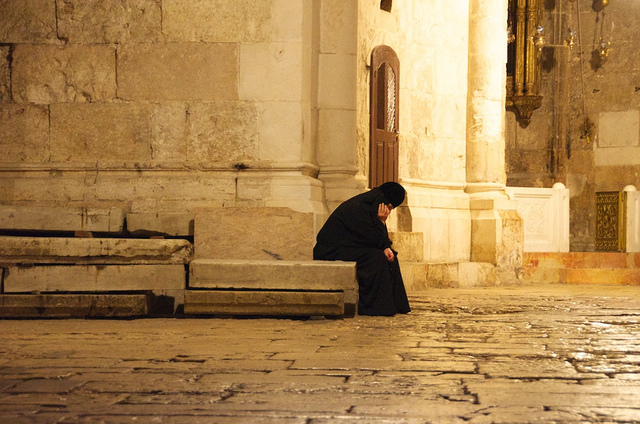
369,45,399,188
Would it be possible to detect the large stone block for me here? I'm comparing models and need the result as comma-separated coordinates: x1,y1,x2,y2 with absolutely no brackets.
12,44,116,104
0,236,193,265
163,0,271,42
0,294,152,318
0,206,124,232
118,43,238,101
189,259,357,306
50,103,182,162
3,265,186,293
194,207,314,260
0,0,57,42
0,104,50,162
186,102,259,162
57,0,162,43
183,290,344,317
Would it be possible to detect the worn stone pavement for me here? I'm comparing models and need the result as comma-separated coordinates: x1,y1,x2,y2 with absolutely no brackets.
1,285,640,424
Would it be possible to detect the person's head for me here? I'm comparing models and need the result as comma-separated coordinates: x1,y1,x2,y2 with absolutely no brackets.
378,182,405,208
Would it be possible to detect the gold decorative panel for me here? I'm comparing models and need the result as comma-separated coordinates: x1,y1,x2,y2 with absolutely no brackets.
595,191,623,251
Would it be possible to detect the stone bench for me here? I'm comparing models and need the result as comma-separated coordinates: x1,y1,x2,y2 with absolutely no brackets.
0,236,193,315
185,259,358,317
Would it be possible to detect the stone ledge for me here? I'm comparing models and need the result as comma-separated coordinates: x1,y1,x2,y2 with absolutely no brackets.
0,236,193,265
126,212,194,237
189,259,357,305
2,264,186,293
184,290,345,317
0,294,152,318
0,206,124,233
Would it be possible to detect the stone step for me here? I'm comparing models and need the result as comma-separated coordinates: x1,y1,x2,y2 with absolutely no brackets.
402,261,496,291
0,293,152,318
524,266,640,285
524,252,640,269
0,236,193,265
188,259,357,317
184,290,345,317
1,264,186,312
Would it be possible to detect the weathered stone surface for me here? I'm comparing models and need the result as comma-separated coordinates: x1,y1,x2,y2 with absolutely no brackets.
184,290,345,316
12,44,116,104
163,0,272,42
0,236,192,264
194,207,314,261
3,264,186,292
186,102,259,162
118,43,238,101
0,286,640,422
126,212,194,237
239,43,303,102
0,206,124,232
389,232,424,262
57,0,162,43
0,0,57,42
0,294,151,317
0,104,50,162
50,103,175,162
0,46,9,102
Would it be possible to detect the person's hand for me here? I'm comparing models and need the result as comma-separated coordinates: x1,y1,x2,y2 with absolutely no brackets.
377,203,392,223
384,248,395,262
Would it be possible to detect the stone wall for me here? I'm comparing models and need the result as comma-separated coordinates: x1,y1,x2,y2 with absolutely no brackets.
0,0,327,235
506,0,640,251
357,0,472,262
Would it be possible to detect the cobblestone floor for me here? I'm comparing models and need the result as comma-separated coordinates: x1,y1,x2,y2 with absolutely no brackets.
1,285,639,423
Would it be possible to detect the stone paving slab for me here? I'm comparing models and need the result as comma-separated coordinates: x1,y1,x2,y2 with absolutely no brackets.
0,285,638,423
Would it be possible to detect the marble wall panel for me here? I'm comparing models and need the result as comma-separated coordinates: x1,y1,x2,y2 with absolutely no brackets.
57,0,162,43
162,0,271,42
12,44,116,104
0,104,50,162
0,0,57,43
118,43,238,102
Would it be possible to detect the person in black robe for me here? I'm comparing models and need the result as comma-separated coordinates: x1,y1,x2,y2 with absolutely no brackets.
313,182,411,316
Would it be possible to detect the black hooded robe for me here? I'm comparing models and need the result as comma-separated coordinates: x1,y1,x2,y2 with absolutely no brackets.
313,188,411,316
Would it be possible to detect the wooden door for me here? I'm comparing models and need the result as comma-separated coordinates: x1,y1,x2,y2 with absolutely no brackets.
370,46,399,188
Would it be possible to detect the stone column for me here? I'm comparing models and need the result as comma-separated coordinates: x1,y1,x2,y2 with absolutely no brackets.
315,0,362,215
466,0,523,283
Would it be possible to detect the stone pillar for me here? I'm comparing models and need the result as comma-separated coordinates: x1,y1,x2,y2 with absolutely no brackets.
466,0,523,283
315,0,362,215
